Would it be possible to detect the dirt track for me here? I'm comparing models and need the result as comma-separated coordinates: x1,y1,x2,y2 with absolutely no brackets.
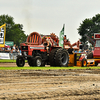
0,62,29,67
0,63,100,99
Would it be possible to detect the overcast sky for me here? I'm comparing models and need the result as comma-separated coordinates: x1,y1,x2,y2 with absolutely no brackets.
0,0,100,43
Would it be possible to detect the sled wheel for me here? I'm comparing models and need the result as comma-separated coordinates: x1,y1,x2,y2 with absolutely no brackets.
95,62,98,66
16,56,25,67
82,58,87,67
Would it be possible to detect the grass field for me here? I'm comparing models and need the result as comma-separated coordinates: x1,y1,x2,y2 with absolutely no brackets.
0,59,27,63
0,59,16,63
0,59,100,70
0,66,100,70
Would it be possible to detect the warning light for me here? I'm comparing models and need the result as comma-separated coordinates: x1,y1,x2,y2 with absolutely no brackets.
94,33,100,39
92,36,94,38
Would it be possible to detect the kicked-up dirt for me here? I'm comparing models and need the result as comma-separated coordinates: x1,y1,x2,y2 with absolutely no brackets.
0,68,100,100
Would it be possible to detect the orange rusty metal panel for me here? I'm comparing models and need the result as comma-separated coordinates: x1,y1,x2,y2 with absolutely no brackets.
68,54,75,66
33,35,34,43
76,61,82,67
68,63,74,66
68,54,75,64
26,32,42,45
31,35,33,43
34,35,36,43
37,36,39,43
30,36,31,42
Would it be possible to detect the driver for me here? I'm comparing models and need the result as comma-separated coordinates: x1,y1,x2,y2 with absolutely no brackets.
43,37,52,53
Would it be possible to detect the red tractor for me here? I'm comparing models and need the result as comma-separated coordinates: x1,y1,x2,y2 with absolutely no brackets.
16,32,69,67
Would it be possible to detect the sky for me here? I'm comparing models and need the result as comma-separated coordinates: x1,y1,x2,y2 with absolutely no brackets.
0,0,100,44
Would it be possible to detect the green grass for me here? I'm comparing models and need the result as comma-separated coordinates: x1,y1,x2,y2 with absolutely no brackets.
0,66,100,70
0,59,16,63
0,60,100,70
0,59,27,63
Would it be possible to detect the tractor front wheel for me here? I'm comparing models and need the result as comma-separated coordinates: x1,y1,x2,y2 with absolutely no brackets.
16,56,25,67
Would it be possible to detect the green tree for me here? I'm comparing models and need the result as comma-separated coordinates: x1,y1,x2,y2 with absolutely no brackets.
0,14,27,46
78,14,100,44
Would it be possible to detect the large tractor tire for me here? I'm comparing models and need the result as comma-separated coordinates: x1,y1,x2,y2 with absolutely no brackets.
81,58,87,67
87,52,93,59
55,48,69,67
49,48,59,66
34,56,42,67
16,56,25,67
27,56,35,67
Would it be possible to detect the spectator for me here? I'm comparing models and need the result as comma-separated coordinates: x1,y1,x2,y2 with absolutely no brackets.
4,46,8,52
4,46,11,53
78,49,81,53
83,50,87,54
12,44,16,53
74,50,77,53
0,47,3,52
64,35,68,42
2,47,4,52
16,46,20,53
7,46,11,52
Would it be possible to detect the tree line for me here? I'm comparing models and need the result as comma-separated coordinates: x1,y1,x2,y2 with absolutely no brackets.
78,14,100,45
0,14,27,46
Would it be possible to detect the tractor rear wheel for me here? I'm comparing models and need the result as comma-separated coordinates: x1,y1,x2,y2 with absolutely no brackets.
55,48,69,67
49,48,59,66
34,56,42,67
16,56,25,67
